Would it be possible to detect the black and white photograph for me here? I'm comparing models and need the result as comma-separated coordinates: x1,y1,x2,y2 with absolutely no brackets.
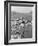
4,1,37,44
11,6,32,39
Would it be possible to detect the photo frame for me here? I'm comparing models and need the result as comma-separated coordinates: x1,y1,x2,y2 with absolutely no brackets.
4,1,37,45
